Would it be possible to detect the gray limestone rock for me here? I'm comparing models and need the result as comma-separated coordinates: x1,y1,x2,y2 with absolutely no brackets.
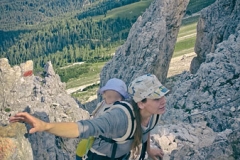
190,0,240,74
160,21,240,160
0,61,90,160
100,0,190,88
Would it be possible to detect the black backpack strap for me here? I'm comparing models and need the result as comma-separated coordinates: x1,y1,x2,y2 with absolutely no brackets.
151,114,159,130
139,115,159,159
139,141,147,160
111,143,117,160
143,114,160,134
98,135,117,160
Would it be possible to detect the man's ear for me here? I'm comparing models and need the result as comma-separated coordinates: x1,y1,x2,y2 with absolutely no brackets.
137,101,145,109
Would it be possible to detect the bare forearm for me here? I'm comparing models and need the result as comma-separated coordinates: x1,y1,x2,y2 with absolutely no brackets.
9,112,80,137
45,122,79,138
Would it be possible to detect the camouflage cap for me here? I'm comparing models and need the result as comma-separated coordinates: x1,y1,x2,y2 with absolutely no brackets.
128,74,169,102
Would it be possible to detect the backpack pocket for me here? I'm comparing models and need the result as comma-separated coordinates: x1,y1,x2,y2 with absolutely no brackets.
76,136,95,157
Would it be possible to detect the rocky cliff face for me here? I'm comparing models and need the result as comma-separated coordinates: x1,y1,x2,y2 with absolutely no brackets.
157,0,240,159
100,0,190,87
190,0,240,74
159,25,240,159
1,0,240,159
0,123,33,160
0,59,90,160
100,0,240,159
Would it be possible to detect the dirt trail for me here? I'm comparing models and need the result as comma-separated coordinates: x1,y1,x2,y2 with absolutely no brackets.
66,81,100,94
177,33,197,42
167,52,196,77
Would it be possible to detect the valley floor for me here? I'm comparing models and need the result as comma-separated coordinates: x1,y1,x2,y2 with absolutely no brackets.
67,52,196,104
167,52,196,77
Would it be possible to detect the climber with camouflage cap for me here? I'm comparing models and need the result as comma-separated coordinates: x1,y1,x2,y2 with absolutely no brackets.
9,74,169,160
127,74,169,160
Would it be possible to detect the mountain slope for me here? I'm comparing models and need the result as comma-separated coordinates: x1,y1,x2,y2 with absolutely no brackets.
0,0,92,30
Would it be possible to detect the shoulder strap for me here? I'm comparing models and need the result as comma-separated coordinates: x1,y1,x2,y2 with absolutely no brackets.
143,114,160,134
105,101,136,142
149,114,160,131
98,101,136,160
91,101,105,117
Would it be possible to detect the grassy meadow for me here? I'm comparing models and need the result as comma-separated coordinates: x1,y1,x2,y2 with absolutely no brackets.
94,0,153,20
66,62,104,89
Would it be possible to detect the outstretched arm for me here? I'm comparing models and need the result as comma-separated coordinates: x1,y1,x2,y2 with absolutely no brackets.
9,112,79,138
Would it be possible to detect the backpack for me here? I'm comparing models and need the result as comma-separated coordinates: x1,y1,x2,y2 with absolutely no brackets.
76,101,160,160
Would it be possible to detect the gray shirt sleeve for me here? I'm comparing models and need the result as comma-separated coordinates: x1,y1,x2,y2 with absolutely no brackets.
77,106,134,158
77,107,128,139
